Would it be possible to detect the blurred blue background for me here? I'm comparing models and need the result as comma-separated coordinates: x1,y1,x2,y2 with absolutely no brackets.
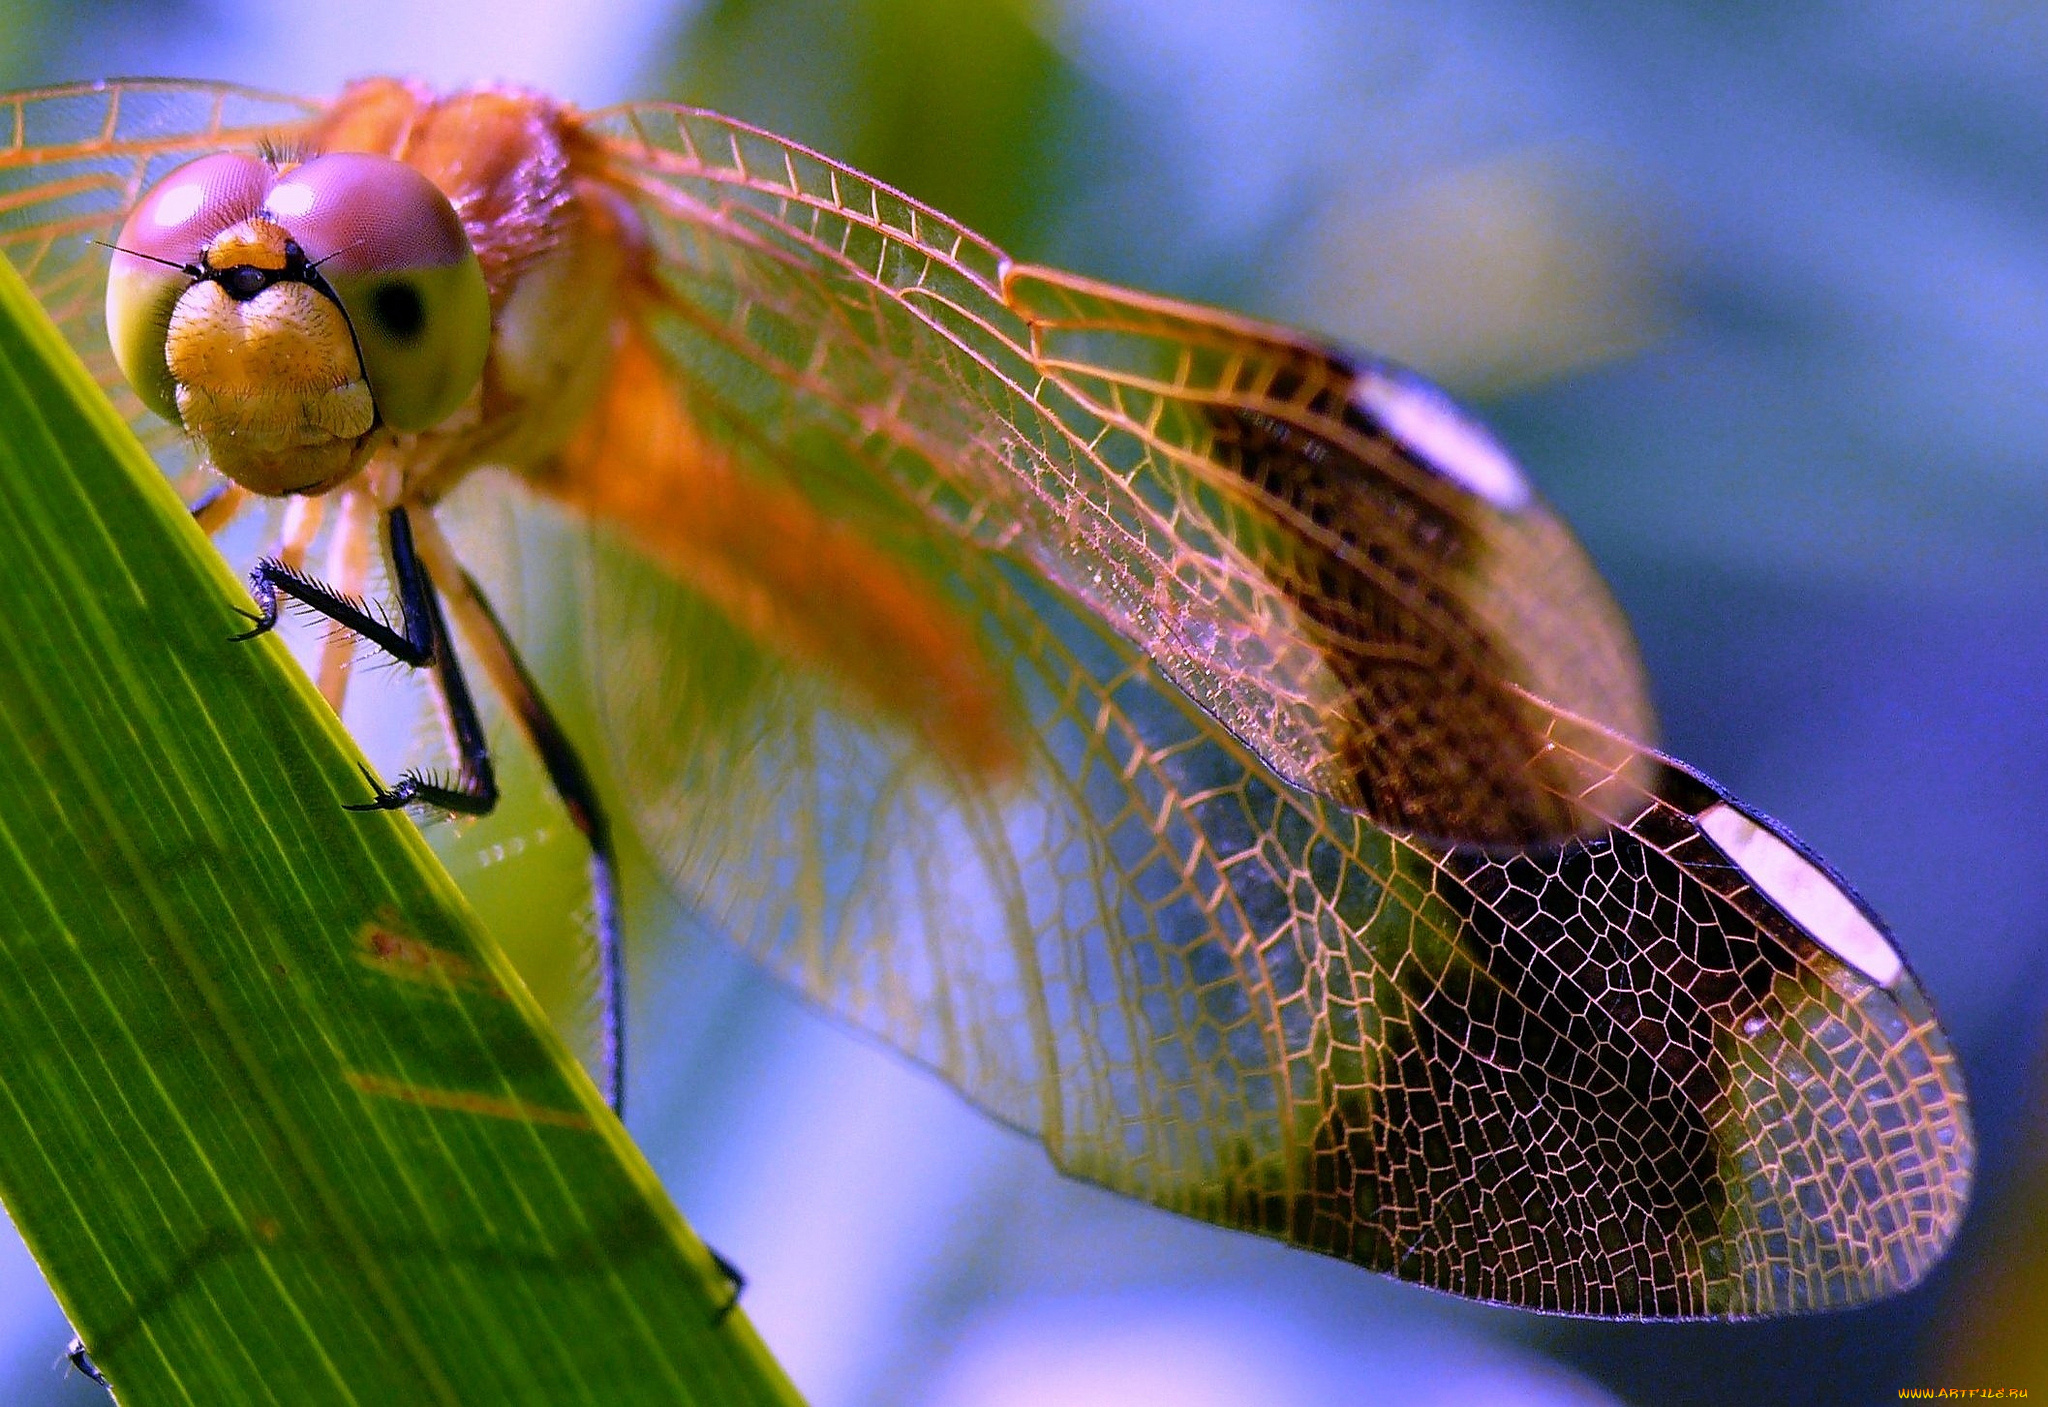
2,0,2044,1402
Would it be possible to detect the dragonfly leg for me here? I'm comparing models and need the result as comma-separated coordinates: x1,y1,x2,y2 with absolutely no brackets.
708,1246,747,1324
404,514,626,1118
66,1334,107,1389
187,479,246,533
450,574,626,1113
235,507,499,816
454,573,622,1114
253,505,742,1319
404,518,748,1321
275,494,326,572
314,491,377,715
234,510,431,664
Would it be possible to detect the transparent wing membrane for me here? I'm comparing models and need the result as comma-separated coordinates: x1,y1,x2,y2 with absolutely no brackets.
566,403,1964,1312
582,99,1968,1312
0,81,1971,1317
587,102,1656,845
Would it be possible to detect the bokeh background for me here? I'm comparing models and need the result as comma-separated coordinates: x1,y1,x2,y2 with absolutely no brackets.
2,1,2044,1402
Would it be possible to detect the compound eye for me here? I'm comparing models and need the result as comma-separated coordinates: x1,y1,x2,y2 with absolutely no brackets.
106,153,274,422
264,152,491,432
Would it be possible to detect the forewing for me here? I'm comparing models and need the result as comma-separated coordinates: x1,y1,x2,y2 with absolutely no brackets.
0,80,319,480
583,102,1653,847
567,105,1968,1311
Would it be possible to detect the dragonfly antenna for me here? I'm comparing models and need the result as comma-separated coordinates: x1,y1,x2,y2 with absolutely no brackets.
94,238,201,279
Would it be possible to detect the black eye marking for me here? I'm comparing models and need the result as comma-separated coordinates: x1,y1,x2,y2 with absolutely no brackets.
369,281,426,341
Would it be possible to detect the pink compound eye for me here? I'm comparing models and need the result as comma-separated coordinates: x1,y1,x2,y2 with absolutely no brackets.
106,152,279,423
113,152,274,270
260,152,473,277
258,152,491,432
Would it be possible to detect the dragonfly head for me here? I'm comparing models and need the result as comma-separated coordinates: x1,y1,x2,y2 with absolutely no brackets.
107,150,492,497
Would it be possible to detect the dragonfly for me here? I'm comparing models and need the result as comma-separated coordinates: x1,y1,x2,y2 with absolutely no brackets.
0,78,1970,1336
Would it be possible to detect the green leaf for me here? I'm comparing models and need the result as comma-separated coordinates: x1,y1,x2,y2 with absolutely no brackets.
0,253,797,1404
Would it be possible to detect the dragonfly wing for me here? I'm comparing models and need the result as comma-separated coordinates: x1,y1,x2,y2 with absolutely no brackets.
555,455,1967,1316
0,81,319,482
561,105,1967,1310
584,102,1654,849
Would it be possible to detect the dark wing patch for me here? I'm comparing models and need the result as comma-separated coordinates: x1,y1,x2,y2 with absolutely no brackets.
1003,267,1658,845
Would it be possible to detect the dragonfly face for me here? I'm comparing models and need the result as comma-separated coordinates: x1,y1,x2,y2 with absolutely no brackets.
0,78,1971,1320
107,148,491,494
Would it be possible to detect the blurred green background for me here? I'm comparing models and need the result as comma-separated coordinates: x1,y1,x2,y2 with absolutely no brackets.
1,1,2044,1402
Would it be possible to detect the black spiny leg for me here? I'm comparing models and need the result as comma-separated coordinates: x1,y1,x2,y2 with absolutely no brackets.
236,508,744,1321
236,506,497,817
451,576,625,1116
66,1335,107,1389
446,569,743,1321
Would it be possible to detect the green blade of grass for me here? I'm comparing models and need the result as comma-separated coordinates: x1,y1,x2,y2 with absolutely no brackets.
0,253,797,1404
